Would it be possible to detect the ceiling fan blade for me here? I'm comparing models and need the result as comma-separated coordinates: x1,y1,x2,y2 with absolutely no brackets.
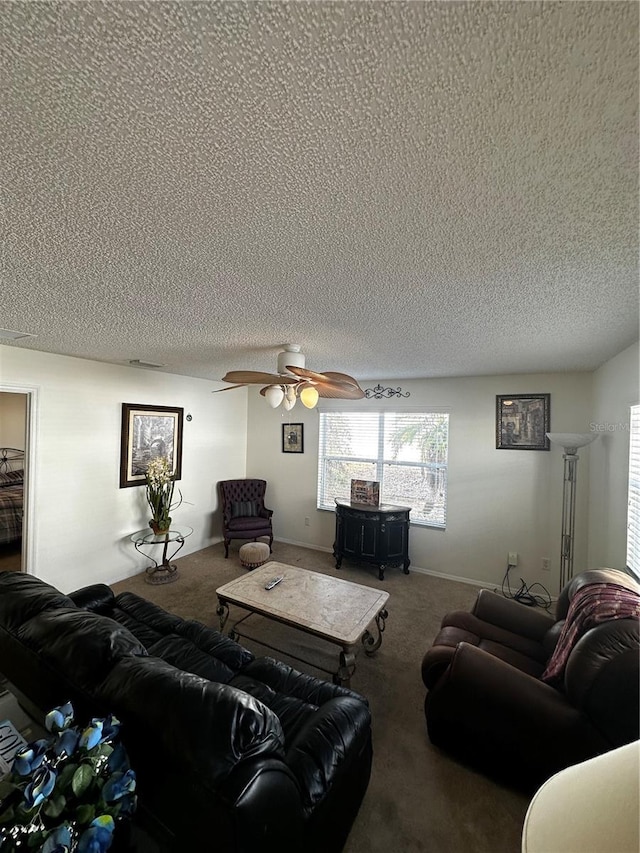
222,371,297,385
212,384,248,393
287,365,365,399
287,365,362,388
285,366,328,383
320,371,362,388
317,384,365,399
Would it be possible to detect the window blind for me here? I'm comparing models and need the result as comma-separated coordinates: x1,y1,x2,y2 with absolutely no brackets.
317,411,449,527
627,404,640,578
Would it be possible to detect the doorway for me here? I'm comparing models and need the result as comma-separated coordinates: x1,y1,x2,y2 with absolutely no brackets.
0,388,36,573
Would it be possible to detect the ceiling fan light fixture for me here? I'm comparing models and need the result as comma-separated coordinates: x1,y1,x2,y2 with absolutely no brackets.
265,385,285,408
282,385,297,411
300,386,319,409
277,344,305,375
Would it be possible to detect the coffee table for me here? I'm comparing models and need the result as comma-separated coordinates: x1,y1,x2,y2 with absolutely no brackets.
216,562,390,687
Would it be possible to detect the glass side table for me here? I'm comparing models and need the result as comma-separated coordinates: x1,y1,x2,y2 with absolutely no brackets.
130,526,193,585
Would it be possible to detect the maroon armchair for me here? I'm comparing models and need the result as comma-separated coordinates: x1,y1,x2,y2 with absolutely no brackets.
218,479,273,558
421,568,640,791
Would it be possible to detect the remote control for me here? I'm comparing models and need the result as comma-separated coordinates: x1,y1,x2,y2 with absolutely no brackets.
264,576,284,590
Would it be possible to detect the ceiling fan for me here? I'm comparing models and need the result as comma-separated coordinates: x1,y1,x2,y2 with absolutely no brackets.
214,344,365,410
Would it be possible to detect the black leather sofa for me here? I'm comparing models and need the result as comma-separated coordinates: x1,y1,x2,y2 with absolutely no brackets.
0,572,372,853
421,568,640,791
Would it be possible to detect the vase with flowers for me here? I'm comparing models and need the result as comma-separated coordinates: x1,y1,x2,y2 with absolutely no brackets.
145,456,182,535
0,702,136,853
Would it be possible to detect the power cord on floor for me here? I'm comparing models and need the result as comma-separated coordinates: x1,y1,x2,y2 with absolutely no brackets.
496,567,552,610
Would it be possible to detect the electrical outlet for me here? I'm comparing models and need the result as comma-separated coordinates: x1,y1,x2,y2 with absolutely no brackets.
304,516,310,527
541,557,551,571
508,552,518,567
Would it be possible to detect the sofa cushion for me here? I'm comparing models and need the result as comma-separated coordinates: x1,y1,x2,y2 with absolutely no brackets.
111,592,253,678
149,634,247,684
227,516,271,532
17,608,147,689
230,657,365,744
440,611,548,663
98,656,286,786
0,573,75,632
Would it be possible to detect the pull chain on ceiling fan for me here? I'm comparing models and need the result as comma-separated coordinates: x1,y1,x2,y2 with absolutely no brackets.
214,344,365,410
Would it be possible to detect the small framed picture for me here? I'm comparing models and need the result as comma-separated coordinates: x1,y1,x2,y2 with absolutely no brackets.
282,423,304,454
496,394,550,450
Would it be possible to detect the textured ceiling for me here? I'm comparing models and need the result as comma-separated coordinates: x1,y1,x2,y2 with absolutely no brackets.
1,1,638,383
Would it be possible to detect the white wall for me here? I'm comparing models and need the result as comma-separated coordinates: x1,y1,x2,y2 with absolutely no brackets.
0,392,27,449
588,342,639,570
246,371,594,591
2,340,634,593
0,345,248,591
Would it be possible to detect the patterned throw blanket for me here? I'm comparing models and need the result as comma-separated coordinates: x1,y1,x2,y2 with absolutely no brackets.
542,582,640,685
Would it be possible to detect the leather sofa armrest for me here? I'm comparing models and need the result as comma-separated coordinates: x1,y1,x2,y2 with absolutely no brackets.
285,697,372,810
68,583,115,613
221,758,305,848
472,589,555,641
426,642,609,787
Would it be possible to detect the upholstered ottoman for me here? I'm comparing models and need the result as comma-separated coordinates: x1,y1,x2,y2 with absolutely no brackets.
239,541,270,570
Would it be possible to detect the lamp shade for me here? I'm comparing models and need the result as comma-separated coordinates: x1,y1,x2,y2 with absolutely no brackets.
299,386,319,409
546,433,598,453
264,385,285,408
522,741,639,853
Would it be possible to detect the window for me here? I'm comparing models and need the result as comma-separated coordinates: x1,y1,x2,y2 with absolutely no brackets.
627,404,640,578
317,411,449,527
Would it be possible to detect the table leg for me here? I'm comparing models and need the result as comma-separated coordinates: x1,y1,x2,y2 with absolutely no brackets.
136,535,184,585
361,607,389,656
335,650,356,688
216,599,229,632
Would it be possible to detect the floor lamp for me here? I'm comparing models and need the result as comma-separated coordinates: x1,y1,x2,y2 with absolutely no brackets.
546,432,598,593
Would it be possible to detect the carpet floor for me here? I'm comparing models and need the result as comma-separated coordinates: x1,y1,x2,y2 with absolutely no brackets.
112,540,530,853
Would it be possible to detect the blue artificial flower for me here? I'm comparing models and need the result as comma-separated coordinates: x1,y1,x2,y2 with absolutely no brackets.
13,739,50,776
105,743,129,775
117,792,137,818
45,702,75,734
52,728,80,760
40,823,72,853
76,815,115,853
99,714,121,743
23,765,57,809
102,769,136,803
79,719,103,751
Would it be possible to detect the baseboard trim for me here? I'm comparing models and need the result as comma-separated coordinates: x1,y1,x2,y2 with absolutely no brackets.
274,538,499,590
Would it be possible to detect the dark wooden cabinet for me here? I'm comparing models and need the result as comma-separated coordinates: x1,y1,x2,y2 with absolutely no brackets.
333,501,411,580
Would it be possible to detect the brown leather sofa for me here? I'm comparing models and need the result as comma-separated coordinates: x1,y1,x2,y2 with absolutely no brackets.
421,568,640,791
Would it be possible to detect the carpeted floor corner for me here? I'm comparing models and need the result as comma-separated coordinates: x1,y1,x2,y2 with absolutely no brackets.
112,540,530,853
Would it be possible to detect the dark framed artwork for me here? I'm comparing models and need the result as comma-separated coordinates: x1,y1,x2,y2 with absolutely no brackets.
282,423,304,454
120,403,184,488
496,394,550,450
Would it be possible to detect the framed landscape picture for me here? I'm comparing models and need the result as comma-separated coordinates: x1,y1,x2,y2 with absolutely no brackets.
282,423,304,454
120,403,184,487
496,394,550,450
